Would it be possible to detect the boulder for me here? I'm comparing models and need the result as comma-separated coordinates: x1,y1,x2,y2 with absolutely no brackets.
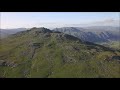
0,60,6,66
0,60,17,67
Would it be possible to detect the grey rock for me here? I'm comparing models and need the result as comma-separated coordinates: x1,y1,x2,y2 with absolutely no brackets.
0,60,6,66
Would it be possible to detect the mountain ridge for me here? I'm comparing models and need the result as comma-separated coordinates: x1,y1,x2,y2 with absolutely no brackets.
0,27,120,78
53,26,120,43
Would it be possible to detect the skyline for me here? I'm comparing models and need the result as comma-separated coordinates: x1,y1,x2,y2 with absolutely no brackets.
0,12,119,29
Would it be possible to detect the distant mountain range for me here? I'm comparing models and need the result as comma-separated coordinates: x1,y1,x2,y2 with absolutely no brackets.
53,26,120,43
0,26,119,44
0,28,27,38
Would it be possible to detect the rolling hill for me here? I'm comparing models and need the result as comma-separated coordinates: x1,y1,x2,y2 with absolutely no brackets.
0,27,120,78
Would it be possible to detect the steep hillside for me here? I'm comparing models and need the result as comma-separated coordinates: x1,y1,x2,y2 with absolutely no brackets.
0,27,120,78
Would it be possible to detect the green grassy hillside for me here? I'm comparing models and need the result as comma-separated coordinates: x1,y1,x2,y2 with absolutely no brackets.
97,41,120,50
0,27,120,78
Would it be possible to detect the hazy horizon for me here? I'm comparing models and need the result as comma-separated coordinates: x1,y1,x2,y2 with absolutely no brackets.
0,12,119,29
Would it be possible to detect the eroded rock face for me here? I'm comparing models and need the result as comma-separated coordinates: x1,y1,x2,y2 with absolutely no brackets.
33,28,52,34
0,60,17,67
5,61,15,67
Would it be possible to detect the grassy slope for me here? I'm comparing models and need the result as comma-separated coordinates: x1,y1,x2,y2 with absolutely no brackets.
97,41,120,50
0,28,120,78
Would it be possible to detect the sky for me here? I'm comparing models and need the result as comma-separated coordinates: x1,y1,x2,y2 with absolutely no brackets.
0,12,119,29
